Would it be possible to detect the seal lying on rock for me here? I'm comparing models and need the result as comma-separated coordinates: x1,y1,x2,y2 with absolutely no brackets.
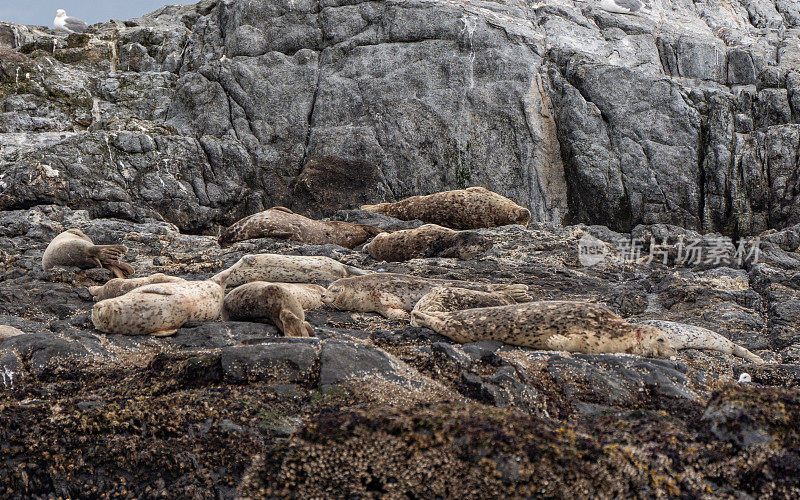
639,320,765,364
413,287,516,314
91,276,226,336
410,301,676,357
88,273,186,301
42,229,134,278
223,282,316,337
322,273,531,319
0,325,25,341
361,187,531,230
213,254,369,287
364,224,493,261
218,207,384,248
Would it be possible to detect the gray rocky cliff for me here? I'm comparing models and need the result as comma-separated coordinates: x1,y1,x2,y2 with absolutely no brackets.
1,0,799,235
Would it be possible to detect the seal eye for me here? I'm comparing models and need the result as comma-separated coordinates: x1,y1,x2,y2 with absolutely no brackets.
657,338,665,343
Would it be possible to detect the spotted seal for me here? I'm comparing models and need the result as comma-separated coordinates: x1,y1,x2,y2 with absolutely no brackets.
363,224,493,262
222,282,316,337
321,273,531,319
361,187,531,229
410,301,676,357
213,253,369,287
412,287,516,314
42,229,134,278
88,273,187,301
218,207,384,248
91,276,226,336
639,320,765,364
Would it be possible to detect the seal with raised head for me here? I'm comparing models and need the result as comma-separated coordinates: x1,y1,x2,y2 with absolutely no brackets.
321,273,531,319
223,282,316,337
218,207,384,248
91,276,226,336
639,320,765,364
410,301,676,357
364,224,493,262
361,187,531,230
88,273,187,301
42,229,134,278
0,325,25,341
413,287,515,314
213,253,369,287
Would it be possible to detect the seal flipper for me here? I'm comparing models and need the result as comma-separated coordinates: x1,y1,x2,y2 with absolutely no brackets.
272,206,295,214
376,305,410,320
90,244,128,262
279,309,309,337
303,321,315,337
344,265,370,276
494,284,532,302
106,262,135,279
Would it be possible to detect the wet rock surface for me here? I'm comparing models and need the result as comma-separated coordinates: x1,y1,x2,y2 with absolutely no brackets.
0,205,798,496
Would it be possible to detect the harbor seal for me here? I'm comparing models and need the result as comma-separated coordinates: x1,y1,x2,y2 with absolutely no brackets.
42,229,135,279
91,276,226,336
412,287,515,314
88,273,186,301
321,273,531,319
218,207,384,248
361,187,531,229
222,282,315,337
0,325,25,341
639,320,765,364
212,253,369,287
363,224,493,261
410,301,676,357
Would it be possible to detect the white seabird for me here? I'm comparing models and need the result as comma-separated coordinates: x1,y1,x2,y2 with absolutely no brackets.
598,0,645,14
53,9,89,34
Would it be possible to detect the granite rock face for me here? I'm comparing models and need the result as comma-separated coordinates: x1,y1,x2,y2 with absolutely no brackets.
1,0,798,234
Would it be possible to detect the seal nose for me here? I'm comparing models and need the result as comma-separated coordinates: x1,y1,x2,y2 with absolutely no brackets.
321,292,332,305
516,208,531,225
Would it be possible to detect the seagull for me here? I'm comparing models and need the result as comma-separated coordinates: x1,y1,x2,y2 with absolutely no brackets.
737,373,752,384
53,9,88,34
598,0,646,14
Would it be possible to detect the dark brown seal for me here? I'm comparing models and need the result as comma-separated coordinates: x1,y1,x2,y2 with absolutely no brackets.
361,187,531,229
363,224,493,261
223,282,314,337
218,207,383,248
42,229,134,279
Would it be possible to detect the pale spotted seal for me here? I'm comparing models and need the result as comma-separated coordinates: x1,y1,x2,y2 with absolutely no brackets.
88,273,187,301
639,320,765,364
361,187,531,229
212,253,369,288
410,301,676,357
412,287,515,314
363,224,493,261
321,273,531,319
91,276,226,336
0,325,25,341
222,282,315,337
218,207,384,248
42,229,134,278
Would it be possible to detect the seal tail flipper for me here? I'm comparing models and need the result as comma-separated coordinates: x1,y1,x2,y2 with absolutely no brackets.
106,262,135,279
304,321,315,337
410,309,444,330
360,203,389,213
495,284,532,302
344,265,370,276
279,310,308,337
732,344,766,364
90,244,128,262
357,224,385,237
377,305,410,320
